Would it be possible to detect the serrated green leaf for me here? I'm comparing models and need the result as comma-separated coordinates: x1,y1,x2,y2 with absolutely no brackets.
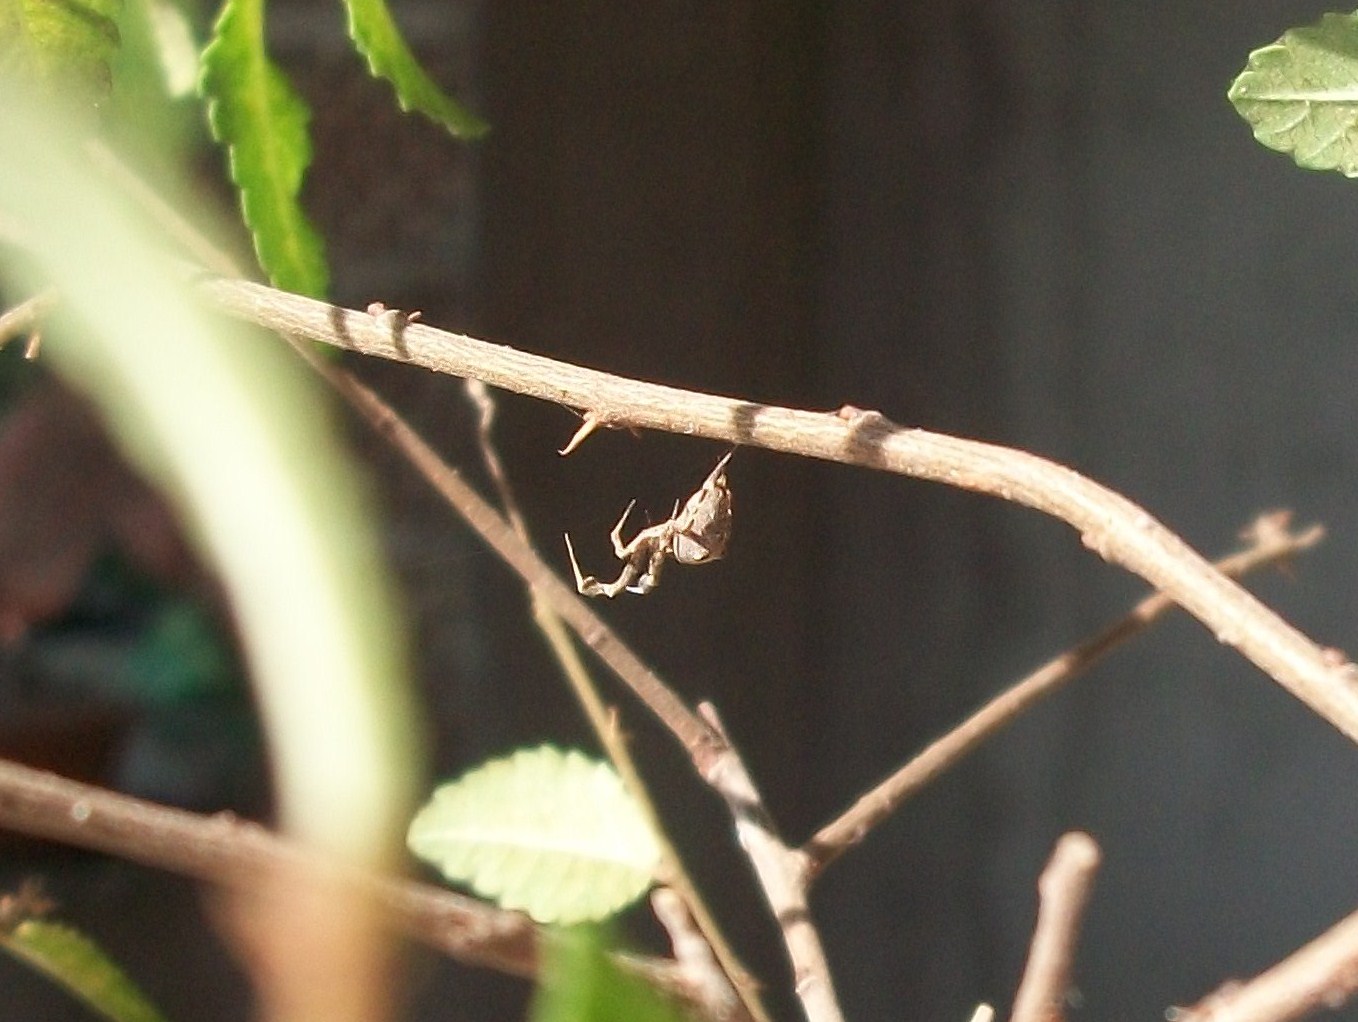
1,920,170,1022
1229,11,1358,176
0,0,124,101
531,927,686,1022
408,746,661,925
198,0,328,296
343,0,487,138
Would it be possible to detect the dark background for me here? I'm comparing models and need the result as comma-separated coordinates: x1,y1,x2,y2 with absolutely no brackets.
5,2,1358,1020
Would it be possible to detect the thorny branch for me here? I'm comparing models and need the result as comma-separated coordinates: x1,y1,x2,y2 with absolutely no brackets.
4,258,1355,1022
805,513,1325,875
1009,833,1102,1022
197,275,1358,749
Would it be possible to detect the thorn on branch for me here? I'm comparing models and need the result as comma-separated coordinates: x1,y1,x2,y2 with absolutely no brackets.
834,404,887,425
365,302,421,326
559,412,604,456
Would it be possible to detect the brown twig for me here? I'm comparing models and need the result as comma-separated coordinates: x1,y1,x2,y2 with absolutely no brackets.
1009,832,1102,1022
0,757,539,976
652,888,740,1020
1175,904,1358,1022
805,513,1325,874
697,703,845,1022
0,755,734,1009
196,275,1358,749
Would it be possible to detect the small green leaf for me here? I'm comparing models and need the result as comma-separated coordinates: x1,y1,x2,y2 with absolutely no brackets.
343,0,487,138
408,746,661,925
1229,11,1358,176
0,0,124,101
531,927,686,1022
198,0,329,296
1,919,170,1022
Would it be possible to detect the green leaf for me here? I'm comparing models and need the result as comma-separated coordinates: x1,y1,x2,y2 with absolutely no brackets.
343,0,487,138
1,920,170,1022
0,0,124,101
1229,11,1358,176
408,746,661,925
198,0,329,296
531,927,686,1022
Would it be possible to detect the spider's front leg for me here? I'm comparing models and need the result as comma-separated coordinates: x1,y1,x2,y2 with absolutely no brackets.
608,500,642,558
564,532,640,598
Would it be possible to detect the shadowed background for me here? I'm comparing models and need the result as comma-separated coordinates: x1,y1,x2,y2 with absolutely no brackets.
3,2,1358,1020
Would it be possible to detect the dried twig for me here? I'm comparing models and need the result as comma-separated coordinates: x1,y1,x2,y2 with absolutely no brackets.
697,703,845,1022
197,275,1358,750
1175,905,1358,1022
0,755,731,1005
0,757,539,975
805,513,1324,874
652,888,739,1020
1010,832,1102,1022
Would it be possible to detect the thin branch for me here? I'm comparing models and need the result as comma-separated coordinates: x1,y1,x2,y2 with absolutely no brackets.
805,513,1324,874
0,757,538,975
0,755,720,1005
1009,832,1102,1022
196,276,1358,749
652,888,740,1021
698,703,846,1022
1175,905,1358,1022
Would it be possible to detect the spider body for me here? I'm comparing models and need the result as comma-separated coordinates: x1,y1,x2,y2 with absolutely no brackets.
566,451,733,598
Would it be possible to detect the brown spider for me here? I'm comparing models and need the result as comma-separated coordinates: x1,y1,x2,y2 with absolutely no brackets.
565,451,734,598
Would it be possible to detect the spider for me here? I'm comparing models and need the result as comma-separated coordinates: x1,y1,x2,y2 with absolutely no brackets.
565,451,734,598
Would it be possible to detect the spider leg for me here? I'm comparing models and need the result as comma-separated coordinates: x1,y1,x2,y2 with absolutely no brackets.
626,548,668,594
609,500,640,558
565,533,638,598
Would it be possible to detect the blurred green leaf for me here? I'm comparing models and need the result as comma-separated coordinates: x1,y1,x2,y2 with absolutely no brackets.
0,90,420,872
0,0,124,101
1,919,170,1022
198,0,329,295
343,0,487,138
1229,11,1358,176
531,927,685,1022
408,746,661,925
127,600,235,703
